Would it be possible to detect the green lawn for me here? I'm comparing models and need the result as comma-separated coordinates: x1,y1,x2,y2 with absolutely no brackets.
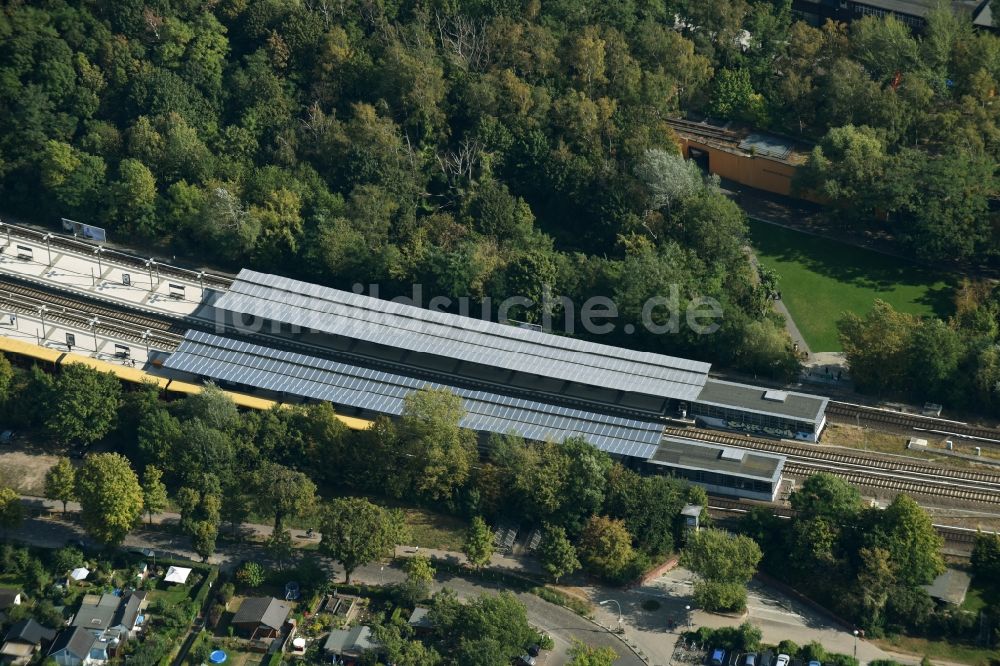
748,219,954,352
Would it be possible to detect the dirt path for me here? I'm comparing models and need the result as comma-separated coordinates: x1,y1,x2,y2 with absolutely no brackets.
0,450,60,495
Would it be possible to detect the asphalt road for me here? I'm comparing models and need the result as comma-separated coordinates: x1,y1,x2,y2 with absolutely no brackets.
10,512,644,666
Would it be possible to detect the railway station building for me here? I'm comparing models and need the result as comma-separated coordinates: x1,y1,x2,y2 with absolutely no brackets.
688,379,828,442
645,435,786,502
164,269,819,466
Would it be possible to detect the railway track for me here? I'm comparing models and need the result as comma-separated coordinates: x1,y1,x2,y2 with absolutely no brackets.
663,426,1000,485
782,461,1000,505
665,117,741,144
705,497,988,544
0,276,184,349
827,400,1000,443
663,426,1000,505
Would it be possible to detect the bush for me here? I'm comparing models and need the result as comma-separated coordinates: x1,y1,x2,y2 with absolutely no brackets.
192,566,219,613
236,561,265,589
531,586,592,618
825,655,859,666
218,582,235,605
690,623,762,652
50,547,84,574
207,603,224,629
799,641,827,662
694,580,747,613
32,600,64,628
777,640,799,655
187,631,212,665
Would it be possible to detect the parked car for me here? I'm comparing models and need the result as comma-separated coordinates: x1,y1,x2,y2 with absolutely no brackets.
527,645,541,657
515,655,536,666
0,430,13,444
710,648,726,666
808,661,821,666
745,654,757,666
775,655,790,666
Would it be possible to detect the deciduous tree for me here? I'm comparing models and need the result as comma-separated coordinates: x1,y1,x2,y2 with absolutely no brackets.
44,457,76,516
75,453,143,546
319,497,406,583
539,525,581,582
397,388,477,501
577,516,635,580
141,465,167,526
47,365,122,446
253,462,316,533
463,517,493,570
0,487,23,537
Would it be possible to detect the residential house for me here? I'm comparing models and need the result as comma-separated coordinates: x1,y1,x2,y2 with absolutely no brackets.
1,619,56,665
323,625,382,663
71,594,119,635
231,597,290,641
47,627,108,666
71,593,133,658
109,591,148,639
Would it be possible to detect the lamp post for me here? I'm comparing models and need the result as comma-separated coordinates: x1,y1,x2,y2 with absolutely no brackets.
0,221,9,247
43,233,53,266
142,329,151,356
94,246,103,278
89,316,100,352
145,259,157,291
37,305,47,340
599,599,623,635
853,629,859,661
198,271,205,296
685,604,692,630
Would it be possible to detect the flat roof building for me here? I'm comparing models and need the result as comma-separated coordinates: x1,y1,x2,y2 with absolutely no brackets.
164,269,823,477
646,435,786,502
690,379,828,441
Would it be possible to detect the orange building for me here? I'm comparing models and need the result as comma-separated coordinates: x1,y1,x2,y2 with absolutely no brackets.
669,118,812,199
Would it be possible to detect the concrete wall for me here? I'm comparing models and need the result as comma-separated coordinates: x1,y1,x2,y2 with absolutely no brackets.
679,137,799,197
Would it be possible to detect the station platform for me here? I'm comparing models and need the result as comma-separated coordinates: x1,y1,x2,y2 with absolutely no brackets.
0,233,218,319
0,311,160,367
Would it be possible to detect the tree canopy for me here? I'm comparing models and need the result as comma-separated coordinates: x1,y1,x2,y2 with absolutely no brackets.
74,452,144,546
319,497,406,583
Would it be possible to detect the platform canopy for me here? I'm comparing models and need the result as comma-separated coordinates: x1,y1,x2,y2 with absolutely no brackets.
164,331,666,458
214,269,711,401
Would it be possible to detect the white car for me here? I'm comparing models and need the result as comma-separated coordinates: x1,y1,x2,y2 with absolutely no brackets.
775,655,790,666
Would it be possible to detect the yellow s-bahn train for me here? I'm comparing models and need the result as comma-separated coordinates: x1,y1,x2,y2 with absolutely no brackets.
0,335,373,431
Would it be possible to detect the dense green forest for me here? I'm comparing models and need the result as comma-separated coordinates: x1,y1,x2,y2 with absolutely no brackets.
2,0,1000,384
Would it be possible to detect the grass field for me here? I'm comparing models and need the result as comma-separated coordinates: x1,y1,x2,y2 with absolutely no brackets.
748,219,954,352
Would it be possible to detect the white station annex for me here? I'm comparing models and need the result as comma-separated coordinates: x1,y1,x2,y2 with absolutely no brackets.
158,269,826,501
